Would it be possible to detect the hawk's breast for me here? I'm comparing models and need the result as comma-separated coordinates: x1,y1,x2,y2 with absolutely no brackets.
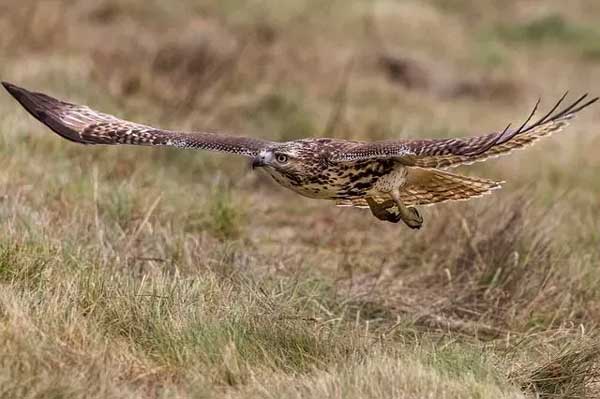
278,159,400,200
264,148,404,200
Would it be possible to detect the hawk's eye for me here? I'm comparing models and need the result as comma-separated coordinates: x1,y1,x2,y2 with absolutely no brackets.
275,153,288,164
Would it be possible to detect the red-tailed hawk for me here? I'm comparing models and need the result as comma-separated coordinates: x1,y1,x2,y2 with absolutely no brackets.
3,82,597,228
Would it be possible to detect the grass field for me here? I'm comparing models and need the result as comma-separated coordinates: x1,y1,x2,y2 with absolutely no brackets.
1,1,600,397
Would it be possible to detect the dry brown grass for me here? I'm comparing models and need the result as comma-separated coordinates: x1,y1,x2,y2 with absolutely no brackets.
1,0,600,397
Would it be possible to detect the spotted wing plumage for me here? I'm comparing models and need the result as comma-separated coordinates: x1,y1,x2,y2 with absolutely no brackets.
333,94,598,168
2,82,272,157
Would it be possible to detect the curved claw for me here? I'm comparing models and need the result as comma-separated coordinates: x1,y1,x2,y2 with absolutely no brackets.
403,207,423,229
366,198,401,223
381,209,403,224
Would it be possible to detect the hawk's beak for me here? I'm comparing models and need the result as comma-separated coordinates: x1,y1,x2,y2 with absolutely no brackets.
251,156,265,169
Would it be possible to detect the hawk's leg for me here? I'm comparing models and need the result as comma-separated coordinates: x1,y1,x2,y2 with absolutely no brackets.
366,198,402,223
391,190,423,229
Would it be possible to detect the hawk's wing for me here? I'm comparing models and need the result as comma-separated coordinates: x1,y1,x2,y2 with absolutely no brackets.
2,82,272,158
332,94,598,168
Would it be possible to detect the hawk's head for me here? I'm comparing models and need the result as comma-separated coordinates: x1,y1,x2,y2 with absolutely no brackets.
251,140,329,187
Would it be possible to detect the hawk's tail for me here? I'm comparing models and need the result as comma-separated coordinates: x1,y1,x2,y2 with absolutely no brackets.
336,168,502,208
398,167,502,206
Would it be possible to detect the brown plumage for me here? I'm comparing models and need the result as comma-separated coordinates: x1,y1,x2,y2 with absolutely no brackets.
335,168,501,208
3,82,597,229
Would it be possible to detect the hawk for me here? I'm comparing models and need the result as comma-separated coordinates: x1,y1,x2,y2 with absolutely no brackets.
3,82,597,229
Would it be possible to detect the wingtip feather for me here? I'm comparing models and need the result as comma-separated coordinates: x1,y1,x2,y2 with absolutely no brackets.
3,81,25,101
2,81,45,119
3,82,88,144
1,81,17,92
2,81,33,102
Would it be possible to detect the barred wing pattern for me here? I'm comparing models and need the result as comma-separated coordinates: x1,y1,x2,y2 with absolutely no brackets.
333,94,598,168
2,82,271,157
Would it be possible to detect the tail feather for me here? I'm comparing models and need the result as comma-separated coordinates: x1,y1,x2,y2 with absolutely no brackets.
335,168,501,208
399,168,502,206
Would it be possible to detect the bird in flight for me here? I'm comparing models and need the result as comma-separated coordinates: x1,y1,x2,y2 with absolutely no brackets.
3,82,597,229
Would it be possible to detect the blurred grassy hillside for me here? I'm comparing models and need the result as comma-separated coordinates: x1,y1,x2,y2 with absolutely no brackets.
1,0,600,397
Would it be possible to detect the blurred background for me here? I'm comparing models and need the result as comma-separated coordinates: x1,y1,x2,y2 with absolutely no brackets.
1,1,600,397
3,1,600,201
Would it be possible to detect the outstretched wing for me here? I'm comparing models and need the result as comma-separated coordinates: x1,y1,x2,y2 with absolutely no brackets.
332,94,598,168
2,82,272,158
